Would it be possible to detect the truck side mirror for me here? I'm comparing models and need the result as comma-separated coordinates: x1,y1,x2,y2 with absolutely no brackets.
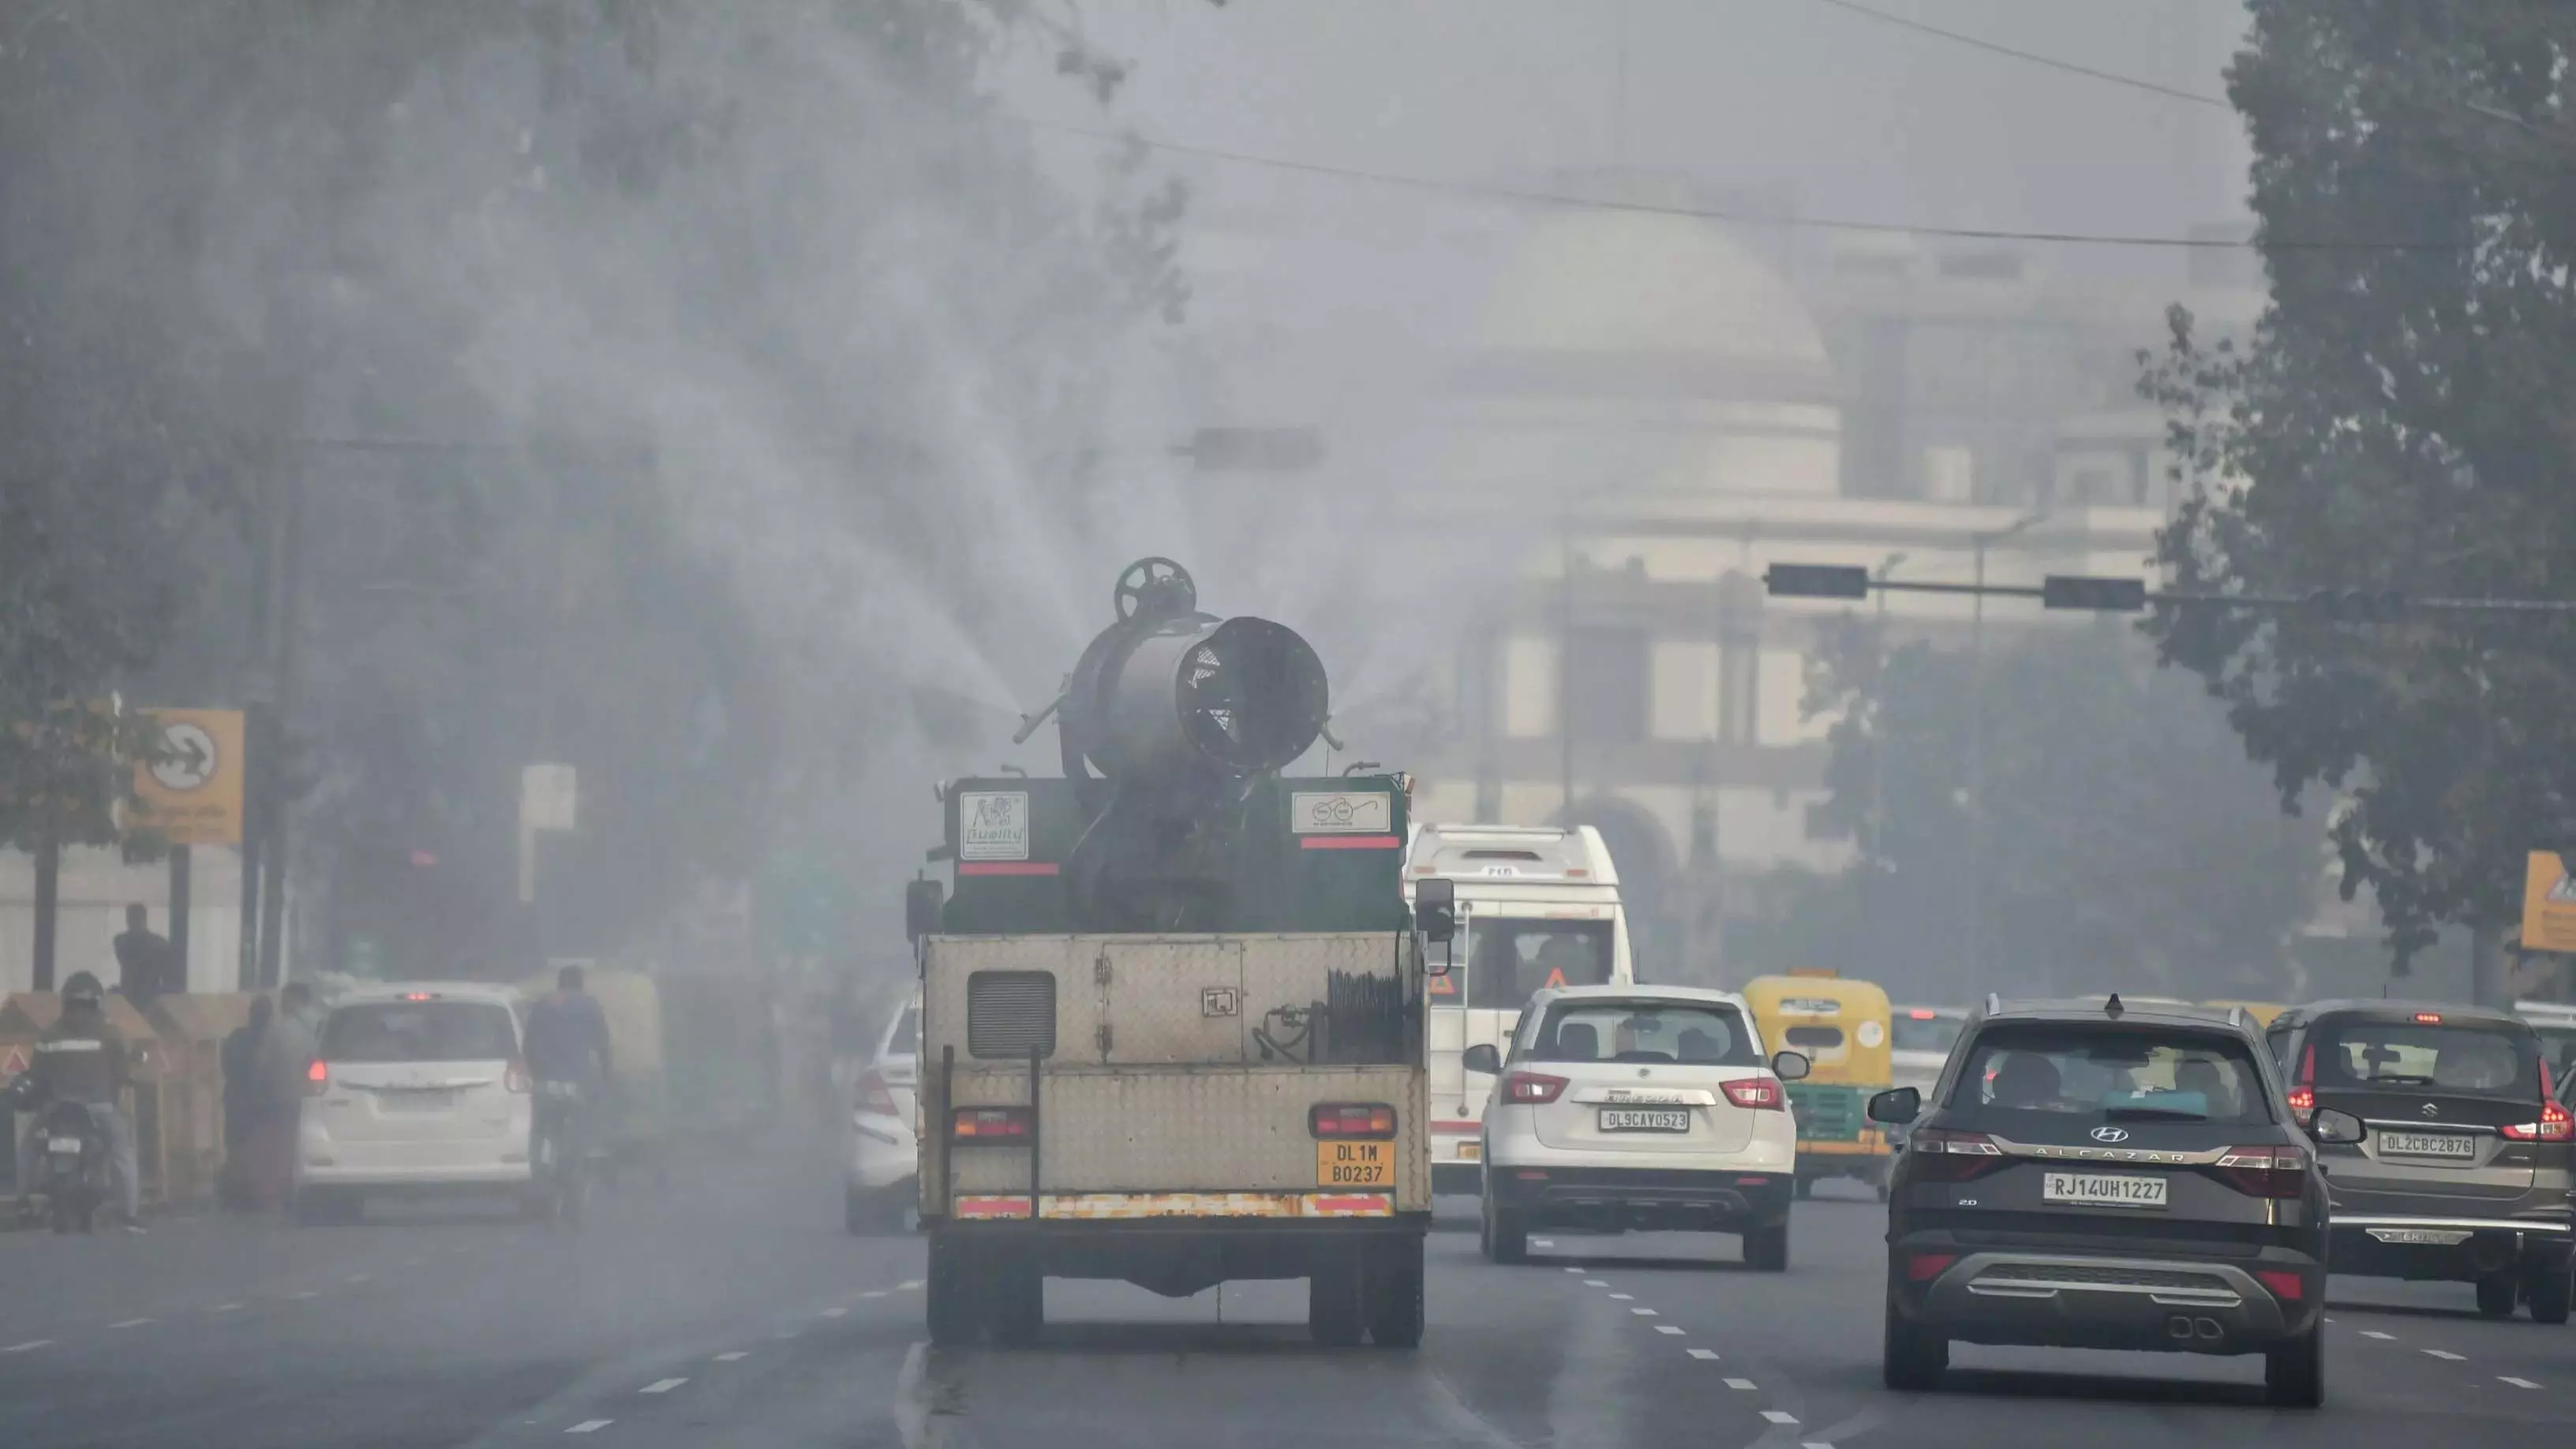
1414,877,1455,944
904,878,944,942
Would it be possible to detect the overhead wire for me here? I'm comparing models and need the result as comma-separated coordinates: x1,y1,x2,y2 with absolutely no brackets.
1799,0,2231,109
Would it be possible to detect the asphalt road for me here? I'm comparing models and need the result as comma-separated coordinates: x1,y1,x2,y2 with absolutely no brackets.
6,1151,2576,1448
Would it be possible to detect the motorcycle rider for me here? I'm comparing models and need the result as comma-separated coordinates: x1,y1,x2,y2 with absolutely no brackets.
522,965,615,1180
15,972,143,1232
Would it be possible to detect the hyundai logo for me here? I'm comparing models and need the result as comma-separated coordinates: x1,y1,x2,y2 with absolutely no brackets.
2089,1126,2129,1144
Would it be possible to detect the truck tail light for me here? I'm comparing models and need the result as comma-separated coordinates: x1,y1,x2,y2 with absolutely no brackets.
305,1059,331,1098
1720,1076,1784,1110
856,1069,899,1117
951,1106,1032,1140
1310,1103,1397,1139
1908,1128,2005,1181
1503,1071,1568,1105
2215,1144,2306,1197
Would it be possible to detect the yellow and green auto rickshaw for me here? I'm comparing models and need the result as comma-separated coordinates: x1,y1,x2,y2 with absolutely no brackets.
1744,971,1895,1201
2205,1001,2287,1028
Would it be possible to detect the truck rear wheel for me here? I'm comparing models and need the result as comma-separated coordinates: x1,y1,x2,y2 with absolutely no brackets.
925,1233,983,1346
1309,1256,1366,1347
1366,1237,1426,1349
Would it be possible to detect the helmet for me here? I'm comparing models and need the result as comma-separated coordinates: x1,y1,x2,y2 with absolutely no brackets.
61,972,104,1009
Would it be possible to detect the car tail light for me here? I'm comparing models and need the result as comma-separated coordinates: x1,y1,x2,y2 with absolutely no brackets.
951,1106,1032,1140
1720,1076,1784,1111
2500,1101,2574,1143
2255,1268,2306,1302
504,1059,531,1094
1503,1071,1568,1105
2215,1144,2307,1197
1310,1103,1398,1139
1906,1252,1958,1282
1908,1128,2005,1181
2287,1043,2316,1126
304,1059,330,1098
856,1069,899,1117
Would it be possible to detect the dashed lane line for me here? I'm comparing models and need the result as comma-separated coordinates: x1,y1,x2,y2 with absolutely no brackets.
1762,1410,1800,1425
641,1379,687,1395
2361,1331,2395,1341
210,1303,242,1313
1531,1238,1555,1247
1562,1267,1583,1274
1631,1308,1658,1317
2424,1350,2466,1361
1724,1377,1757,1391
1607,1294,1634,1301
565,1421,612,1434
896,1280,923,1290
2,1341,52,1354
1687,1349,1720,1361
346,1274,373,1284
821,1309,848,1319
2502,1377,2543,1389
1654,1325,1685,1335
713,1352,749,1362
859,1290,888,1299
110,1319,151,1330
290,1291,320,1301
1582,1279,1609,1287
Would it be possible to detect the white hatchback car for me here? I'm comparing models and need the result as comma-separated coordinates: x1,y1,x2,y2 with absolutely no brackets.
1470,984,1807,1270
844,990,919,1234
295,983,534,1223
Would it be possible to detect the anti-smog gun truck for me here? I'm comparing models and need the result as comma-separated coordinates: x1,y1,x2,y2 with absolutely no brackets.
904,558,1457,1348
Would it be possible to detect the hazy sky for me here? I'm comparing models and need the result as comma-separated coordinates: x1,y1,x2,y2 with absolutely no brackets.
1009,0,2254,281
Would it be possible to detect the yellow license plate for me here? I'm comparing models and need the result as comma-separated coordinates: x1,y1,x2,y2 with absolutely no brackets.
1457,1141,1480,1162
1317,1140,1393,1187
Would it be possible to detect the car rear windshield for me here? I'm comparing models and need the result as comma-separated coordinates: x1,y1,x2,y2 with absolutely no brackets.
1893,1013,1965,1056
1528,1001,1762,1067
1462,919,1615,1009
887,1006,920,1058
1947,1023,2272,1127
2313,1018,2538,1096
321,1002,518,1064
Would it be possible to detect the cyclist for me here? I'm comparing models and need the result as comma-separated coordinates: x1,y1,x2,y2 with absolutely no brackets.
522,965,615,1198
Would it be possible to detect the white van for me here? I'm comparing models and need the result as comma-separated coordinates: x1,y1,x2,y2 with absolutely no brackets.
1403,823,1631,1194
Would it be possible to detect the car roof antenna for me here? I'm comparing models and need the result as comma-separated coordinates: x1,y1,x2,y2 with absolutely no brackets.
2105,992,2125,1016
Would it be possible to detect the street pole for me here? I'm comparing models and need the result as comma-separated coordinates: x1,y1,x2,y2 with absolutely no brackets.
32,818,58,993
169,845,192,990
1963,513,2044,1001
1559,518,1576,819
256,466,305,989
1867,553,1906,855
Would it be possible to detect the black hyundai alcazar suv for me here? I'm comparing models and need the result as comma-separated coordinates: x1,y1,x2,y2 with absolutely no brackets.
1870,997,2361,1409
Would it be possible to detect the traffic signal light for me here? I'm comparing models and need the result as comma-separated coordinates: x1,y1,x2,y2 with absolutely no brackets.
2040,575,2148,612
1764,564,1872,601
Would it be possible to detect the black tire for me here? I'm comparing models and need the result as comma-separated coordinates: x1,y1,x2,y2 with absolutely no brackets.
1481,1193,1529,1265
1309,1257,1367,1347
925,1233,982,1346
1882,1303,1948,1391
1795,1176,1815,1200
2264,1322,2325,1408
2478,1275,2519,1319
990,1260,1044,1348
2527,1263,2574,1325
1743,1222,1790,1273
1874,1180,1892,1204
50,1200,73,1234
1367,1237,1427,1349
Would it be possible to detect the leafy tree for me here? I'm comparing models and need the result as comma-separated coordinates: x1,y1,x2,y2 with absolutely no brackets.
1799,617,2322,1002
2141,2,2576,987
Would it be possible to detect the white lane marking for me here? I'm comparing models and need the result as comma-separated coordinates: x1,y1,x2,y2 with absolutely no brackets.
821,1308,848,1319
402,1257,423,1267
2323,1316,2335,1324
2424,1349,2466,1361
210,1303,242,1313
896,1279,923,1290
2,1341,53,1354
1531,1238,1555,1247
290,1291,319,1301
1607,1294,1634,1301
565,1421,612,1434
1687,1348,1720,1361
713,1352,748,1362
1762,1410,1800,1425
1631,1307,1658,1316
110,1319,152,1330
346,1274,373,1283
1582,1279,1610,1287
2361,1331,2395,1340
641,1378,687,1395
2501,1376,2543,1389
1562,1266,1583,1274
1653,1325,1685,1335
1724,1377,1757,1390
859,1290,888,1300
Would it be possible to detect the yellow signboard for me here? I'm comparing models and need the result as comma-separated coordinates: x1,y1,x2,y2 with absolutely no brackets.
130,708,245,847
2525,852,2576,954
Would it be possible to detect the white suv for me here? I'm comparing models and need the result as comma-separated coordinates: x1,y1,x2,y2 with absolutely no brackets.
1470,984,1807,1270
295,983,534,1223
844,990,919,1234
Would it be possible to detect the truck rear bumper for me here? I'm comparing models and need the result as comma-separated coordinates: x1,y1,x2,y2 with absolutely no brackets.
945,1190,1406,1221
929,1211,1430,1297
